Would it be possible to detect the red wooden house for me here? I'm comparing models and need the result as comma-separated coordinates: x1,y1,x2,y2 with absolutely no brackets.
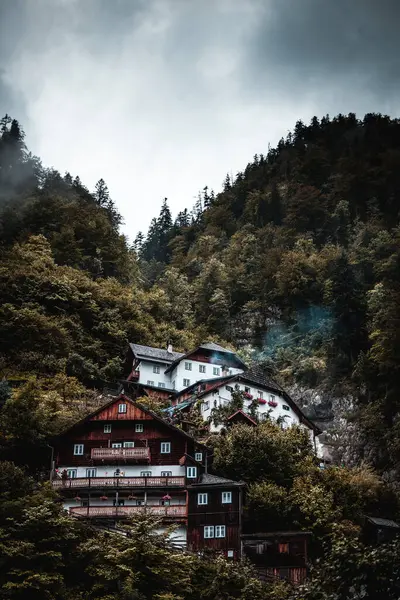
50,394,243,555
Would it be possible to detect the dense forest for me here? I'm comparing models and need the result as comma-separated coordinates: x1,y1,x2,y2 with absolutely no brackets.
2,112,400,598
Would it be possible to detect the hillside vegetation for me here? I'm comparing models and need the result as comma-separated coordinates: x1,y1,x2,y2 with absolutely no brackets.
2,112,400,598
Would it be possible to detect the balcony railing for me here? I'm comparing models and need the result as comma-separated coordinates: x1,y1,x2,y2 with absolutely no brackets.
70,505,187,518
91,447,150,461
53,476,185,489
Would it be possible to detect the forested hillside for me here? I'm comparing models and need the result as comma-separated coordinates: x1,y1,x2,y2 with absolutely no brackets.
2,112,400,599
137,113,400,477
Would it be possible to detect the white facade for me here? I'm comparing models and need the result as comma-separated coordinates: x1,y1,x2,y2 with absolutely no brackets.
136,356,244,392
59,464,186,478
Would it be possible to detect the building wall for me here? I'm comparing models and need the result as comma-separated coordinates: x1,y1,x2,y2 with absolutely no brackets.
137,360,172,388
198,383,308,434
58,464,187,478
171,360,243,392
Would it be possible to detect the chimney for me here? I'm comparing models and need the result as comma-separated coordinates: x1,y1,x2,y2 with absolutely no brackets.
167,340,173,354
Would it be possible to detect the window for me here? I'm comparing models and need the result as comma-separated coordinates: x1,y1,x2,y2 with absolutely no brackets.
270,394,275,402
258,391,263,399
245,387,250,393
185,361,192,371
153,365,160,374
187,466,197,478
215,525,226,538
147,380,154,386
161,471,172,477
222,491,232,504
113,499,125,506
73,444,84,455
67,469,77,478
279,543,289,554
172,380,176,389
135,423,143,432
158,382,166,388
123,441,135,448
201,401,210,412
199,364,206,373
118,403,127,413
160,498,170,506
213,367,220,376
86,468,96,478
195,452,203,462
227,550,234,558
112,443,122,448
282,405,290,411
183,378,190,387
160,442,171,454
141,471,152,477
226,385,233,392
104,424,112,433
204,526,214,539
198,493,208,505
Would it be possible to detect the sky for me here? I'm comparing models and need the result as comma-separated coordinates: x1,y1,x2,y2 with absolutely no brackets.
0,0,400,239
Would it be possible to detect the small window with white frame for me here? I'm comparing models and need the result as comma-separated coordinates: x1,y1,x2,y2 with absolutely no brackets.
158,382,166,388
215,525,226,538
104,424,112,433
153,365,160,374
222,491,232,504
141,471,152,477
258,391,263,398
73,444,84,455
226,385,233,392
204,525,214,538
270,394,275,402
198,493,208,505
213,367,220,376
245,386,251,393
112,442,122,448
199,364,206,373
195,452,203,462
135,423,143,432
183,378,190,387
282,405,290,411
118,403,127,413
187,466,197,478
147,380,154,386
185,361,192,371
227,550,234,558
160,442,171,454
86,468,96,478
67,469,77,478
201,401,210,412
161,471,172,477
123,441,135,448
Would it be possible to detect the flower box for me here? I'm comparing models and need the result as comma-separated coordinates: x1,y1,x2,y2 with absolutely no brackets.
100,496,108,501
268,400,278,407
244,392,253,400
258,398,267,404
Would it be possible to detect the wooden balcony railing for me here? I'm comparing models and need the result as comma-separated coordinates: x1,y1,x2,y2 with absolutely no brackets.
91,447,150,461
53,476,185,489
70,505,187,518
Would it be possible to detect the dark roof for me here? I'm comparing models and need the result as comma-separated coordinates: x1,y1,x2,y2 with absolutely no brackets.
165,341,247,374
51,394,208,449
189,473,244,487
237,367,285,394
129,343,184,363
241,531,312,539
365,516,400,529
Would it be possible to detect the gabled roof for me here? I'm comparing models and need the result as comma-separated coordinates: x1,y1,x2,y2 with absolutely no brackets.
189,473,245,487
365,516,400,529
51,394,208,449
129,343,184,364
227,409,257,426
236,367,285,394
165,341,247,374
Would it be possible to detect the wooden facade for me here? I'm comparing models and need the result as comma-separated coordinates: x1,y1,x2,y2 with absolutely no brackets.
241,532,311,584
51,395,243,557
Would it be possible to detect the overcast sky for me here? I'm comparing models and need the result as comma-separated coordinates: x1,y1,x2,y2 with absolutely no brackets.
1,0,399,239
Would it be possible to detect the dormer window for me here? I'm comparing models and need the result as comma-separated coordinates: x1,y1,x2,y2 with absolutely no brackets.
118,403,127,414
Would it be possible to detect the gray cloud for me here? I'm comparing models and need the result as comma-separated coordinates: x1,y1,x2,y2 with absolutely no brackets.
0,0,399,239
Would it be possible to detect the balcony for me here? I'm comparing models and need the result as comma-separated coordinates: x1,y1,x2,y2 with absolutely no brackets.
53,476,185,489
91,447,150,462
69,505,187,519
